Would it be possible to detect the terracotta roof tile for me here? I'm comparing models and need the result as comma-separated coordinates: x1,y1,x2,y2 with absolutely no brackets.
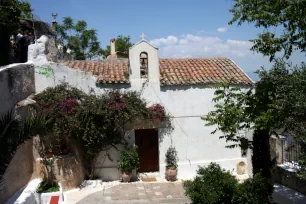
63,59,129,84
159,58,252,86
62,57,252,85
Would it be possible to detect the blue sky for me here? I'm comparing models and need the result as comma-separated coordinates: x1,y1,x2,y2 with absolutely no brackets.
29,0,304,80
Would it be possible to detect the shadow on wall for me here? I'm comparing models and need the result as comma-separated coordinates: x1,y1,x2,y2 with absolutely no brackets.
160,84,211,92
160,84,252,92
96,83,131,90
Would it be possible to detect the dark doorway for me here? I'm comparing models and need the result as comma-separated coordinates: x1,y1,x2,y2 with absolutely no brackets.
135,129,159,172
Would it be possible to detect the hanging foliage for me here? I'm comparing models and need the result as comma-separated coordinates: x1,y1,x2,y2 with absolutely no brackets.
33,83,172,178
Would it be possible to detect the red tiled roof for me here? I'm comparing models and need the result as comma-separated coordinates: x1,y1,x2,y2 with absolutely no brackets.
159,58,252,86
63,57,252,85
63,59,129,84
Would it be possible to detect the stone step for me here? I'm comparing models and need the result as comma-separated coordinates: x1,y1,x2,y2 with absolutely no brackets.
139,172,160,178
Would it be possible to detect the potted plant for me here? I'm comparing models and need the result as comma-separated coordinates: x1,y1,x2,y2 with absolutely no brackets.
165,146,178,181
118,145,140,182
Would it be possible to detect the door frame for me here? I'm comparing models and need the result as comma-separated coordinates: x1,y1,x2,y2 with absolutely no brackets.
134,128,160,173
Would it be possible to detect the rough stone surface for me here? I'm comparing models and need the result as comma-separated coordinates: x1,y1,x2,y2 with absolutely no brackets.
52,155,85,190
28,35,49,65
0,139,34,204
0,63,35,115
20,19,56,39
45,38,58,62
32,136,85,190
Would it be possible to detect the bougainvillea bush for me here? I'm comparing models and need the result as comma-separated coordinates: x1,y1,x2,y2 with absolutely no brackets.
33,83,171,178
33,84,85,156
148,104,167,125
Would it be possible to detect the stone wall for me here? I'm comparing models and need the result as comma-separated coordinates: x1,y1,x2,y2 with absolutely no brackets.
0,63,35,115
32,136,85,190
273,166,306,195
0,139,34,204
0,63,36,203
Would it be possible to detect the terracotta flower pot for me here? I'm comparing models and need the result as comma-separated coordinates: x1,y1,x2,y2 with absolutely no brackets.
121,170,132,183
166,167,177,181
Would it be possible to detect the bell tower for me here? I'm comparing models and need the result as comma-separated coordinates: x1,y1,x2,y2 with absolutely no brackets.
129,33,159,80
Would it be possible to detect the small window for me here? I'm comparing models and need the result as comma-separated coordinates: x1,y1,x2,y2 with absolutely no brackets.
140,52,148,78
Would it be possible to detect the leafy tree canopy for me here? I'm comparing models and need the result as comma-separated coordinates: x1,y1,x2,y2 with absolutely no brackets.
229,0,306,61
204,59,306,180
0,0,33,65
102,35,133,58
54,17,103,60
0,0,32,33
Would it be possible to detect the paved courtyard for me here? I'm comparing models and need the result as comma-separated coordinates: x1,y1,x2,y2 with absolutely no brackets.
75,182,191,204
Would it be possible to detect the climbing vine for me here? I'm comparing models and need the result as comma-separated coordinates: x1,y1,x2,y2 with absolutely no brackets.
32,83,172,178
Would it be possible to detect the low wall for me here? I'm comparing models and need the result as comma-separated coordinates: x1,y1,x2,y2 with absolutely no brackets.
52,155,85,190
0,139,35,204
0,63,35,115
273,166,306,195
0,63,36,203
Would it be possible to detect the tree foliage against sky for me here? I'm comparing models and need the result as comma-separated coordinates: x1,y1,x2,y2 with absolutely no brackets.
0,0,32,32
102,35,133,58
0,0,32,65
55,17,103,60
228,0,306,181
204,59,306,180
229,0,306,61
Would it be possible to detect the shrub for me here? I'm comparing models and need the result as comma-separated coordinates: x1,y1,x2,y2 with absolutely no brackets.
36,180,59,193
118,146,140,172
165,146,178,168
184,163,238,204
233,173,273,204
184,163,274,204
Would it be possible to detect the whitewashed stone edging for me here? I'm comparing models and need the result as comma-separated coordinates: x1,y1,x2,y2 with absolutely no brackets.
6,179,64,204
5,178,42,204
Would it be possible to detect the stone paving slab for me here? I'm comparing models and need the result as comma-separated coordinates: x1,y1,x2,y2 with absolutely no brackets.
76,183,191,204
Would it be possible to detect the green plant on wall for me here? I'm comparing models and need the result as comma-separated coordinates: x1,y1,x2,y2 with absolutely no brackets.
35,66,53,78
32,83,172,179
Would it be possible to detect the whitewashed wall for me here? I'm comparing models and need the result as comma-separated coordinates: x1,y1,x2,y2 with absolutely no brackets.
32,37,250,180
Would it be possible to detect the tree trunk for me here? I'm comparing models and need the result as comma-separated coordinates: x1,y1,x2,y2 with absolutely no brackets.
252,129,272,179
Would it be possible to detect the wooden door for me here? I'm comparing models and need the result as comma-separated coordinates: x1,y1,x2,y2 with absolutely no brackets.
135,129,159,172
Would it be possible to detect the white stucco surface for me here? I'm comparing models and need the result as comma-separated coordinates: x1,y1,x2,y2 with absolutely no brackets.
28,36,49,66
5,178,42,204
32,37,251,180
